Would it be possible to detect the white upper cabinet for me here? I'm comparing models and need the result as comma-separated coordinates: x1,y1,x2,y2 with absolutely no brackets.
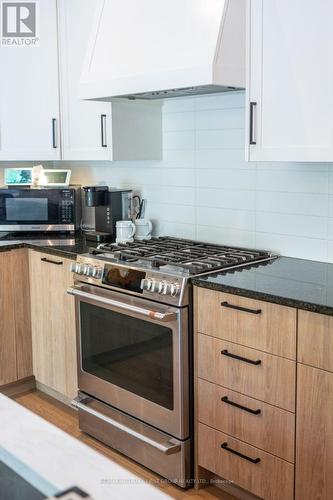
247,0,333,162
0,0,60,160
58,0,112,161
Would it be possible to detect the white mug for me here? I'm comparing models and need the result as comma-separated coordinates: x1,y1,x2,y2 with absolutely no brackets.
116,220,136,243
134,219,153,240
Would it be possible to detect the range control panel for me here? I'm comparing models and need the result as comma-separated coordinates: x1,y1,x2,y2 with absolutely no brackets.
70,256,188,306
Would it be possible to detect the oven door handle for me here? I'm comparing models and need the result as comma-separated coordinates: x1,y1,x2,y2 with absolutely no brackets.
67,286,177,322
72,396,181,455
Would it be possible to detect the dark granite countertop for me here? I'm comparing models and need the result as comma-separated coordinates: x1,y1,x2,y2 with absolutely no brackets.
0,231,96,259
192,256,333,316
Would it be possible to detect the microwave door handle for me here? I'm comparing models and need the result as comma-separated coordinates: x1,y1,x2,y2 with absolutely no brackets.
67,286,177,322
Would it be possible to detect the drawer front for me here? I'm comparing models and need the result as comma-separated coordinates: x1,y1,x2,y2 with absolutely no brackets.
198,334,296,412
198,423,294,500
196,288,296,359
198,379,295,463
298,310,333,372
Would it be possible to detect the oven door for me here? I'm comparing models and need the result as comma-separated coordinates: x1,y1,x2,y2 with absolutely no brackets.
68,283,189,440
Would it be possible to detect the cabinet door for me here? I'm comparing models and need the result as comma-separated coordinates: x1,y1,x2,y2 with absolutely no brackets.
12,249,33,380
0,252,17,385
58,0,112,160
247,0,333,161
0,0,60,160
296,364,333,499
29,251,77,400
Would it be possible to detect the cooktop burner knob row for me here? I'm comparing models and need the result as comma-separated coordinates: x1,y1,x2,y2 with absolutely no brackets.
70,262,102,279
141,278,181,297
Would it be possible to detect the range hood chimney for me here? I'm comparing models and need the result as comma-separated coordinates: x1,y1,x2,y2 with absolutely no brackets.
80,0,245,101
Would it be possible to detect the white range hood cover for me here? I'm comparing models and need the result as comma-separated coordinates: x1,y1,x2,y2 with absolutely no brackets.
80,0,245,100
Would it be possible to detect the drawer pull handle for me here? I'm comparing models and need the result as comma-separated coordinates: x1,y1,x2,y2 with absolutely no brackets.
221,396,261,415
41,257,63,266
221,442,261,464
221,349,262,366
221,301,262,315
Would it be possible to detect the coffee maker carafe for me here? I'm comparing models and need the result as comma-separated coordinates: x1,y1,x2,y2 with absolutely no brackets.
83,186,133,243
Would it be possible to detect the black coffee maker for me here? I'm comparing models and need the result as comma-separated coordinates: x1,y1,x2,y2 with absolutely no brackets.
83,186,133,243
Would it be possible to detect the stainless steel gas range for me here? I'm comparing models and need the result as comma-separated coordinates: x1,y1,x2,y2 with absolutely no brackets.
67,237,276,488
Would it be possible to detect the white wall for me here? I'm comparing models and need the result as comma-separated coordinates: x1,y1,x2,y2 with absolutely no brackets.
2,90,333,262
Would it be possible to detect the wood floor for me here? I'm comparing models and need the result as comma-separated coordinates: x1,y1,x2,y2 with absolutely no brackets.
12,390,234,500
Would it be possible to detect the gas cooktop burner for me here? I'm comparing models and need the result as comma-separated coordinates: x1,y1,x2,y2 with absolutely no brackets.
93,236,277,276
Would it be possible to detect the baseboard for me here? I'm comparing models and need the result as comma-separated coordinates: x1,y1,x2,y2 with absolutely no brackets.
0,376,36,397
35,381,74,408
212,475,260,500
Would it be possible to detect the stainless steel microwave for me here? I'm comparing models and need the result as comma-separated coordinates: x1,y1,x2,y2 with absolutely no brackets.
0,187,81,232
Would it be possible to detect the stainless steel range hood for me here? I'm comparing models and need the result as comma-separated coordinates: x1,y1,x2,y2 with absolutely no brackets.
80,0,245,101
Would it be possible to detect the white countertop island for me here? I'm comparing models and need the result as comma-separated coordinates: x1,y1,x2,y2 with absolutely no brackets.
0,394,171,499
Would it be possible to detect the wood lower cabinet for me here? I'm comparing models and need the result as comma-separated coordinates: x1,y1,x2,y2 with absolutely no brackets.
0,250,32,387
298,310,333,372
296,360,333,499
29,250,77,400
198,334,296,412
198,423,294,500
196,288,296,359
194,286,296,498
198,379,295,463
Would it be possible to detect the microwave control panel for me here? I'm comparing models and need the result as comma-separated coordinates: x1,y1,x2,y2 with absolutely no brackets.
60,190,75,223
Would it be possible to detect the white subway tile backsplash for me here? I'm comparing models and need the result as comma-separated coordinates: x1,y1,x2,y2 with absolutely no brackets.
146,202,196,225
197,188,255,211
197,207,255,231
256,191,329,217
152,220,196,239
162,150,195,168
196,168,255,190
163,130,195,150
255,232,328,261
141,186,196,206
256,170,329,194
194,92,245,111
196,129,245,149
162,97,195,113
195,108,245,130
195,148,249,169
14,90,333,262
196,225,255,247
256,212,328,239
163,111,195,132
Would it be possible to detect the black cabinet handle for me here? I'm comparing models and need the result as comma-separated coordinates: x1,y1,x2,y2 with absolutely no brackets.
221,301,262,315
221,396,261,415
52,118,57,148
41,257,63,266
101,114,107,147
221,349,261,366
249,101,257,145
221,442,260,464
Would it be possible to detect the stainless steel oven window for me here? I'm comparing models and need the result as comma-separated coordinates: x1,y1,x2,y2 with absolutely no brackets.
79,302,174,410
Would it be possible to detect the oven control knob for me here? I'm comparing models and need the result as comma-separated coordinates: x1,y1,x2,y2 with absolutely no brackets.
85,265,95,277
82,264,89,275
141,278,152,291
74,263,84,274
69,262,77,273
150,279,158,292
170,283,181,297
157,281,164,294
92,267,103,279
162,281,171,295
